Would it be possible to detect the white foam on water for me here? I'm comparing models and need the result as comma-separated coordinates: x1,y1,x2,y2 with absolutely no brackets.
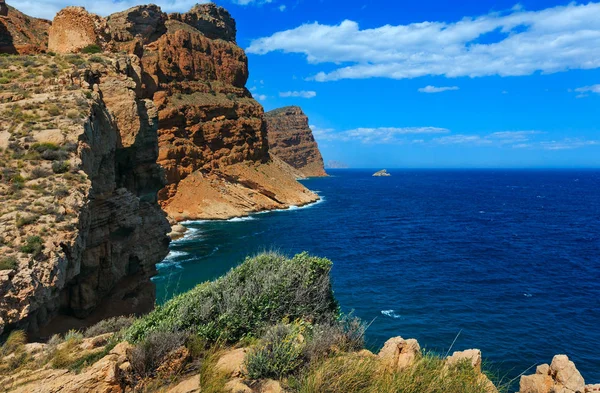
164,250,188,261
381,310,401,319
524,293,533,297
227,216,256,222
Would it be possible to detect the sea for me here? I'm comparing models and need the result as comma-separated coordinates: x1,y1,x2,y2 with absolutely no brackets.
154,169,600,383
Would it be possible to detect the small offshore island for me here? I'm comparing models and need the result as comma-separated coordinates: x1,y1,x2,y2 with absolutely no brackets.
373,169,392,177
0,1,598,393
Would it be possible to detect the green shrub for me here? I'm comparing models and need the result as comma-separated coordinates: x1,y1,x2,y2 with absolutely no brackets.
81,44,102,54
129,330,186,377
245,324,305,379
126,252,339,343
0,256,18,271
84,316,134,338
0,77,9,84
46,104,61,116
52,160,70,174
1,330,26,356
20,236,43,254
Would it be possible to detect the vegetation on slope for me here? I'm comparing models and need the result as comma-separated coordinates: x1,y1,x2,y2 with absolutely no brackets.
0,252,503,393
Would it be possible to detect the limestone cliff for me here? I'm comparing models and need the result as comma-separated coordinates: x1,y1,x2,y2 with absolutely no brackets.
0,2,51,54
265,106,327,178
0,53,170,337
45,4,318,221
1,2,319,335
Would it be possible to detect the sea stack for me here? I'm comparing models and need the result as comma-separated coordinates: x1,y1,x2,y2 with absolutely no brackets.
265,106,328,178
373,169,391,177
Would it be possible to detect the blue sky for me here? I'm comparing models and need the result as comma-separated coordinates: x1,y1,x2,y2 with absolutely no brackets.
25,0,600,168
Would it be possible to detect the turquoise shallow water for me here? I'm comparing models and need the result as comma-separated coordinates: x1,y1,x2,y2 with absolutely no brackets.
154,169,600,383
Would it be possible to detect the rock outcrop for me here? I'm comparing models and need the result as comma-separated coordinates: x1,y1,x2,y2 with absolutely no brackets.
265,106,327,178
519,355,590,393
0,2,51,54
1,2,320,335
45,3,319,221
373,169,391,177
0,1,8,17
0,53,170,337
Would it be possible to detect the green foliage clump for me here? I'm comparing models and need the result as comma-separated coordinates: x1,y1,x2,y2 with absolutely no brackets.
81,44,102,54
20,236,43,254
51,160,70,174
1,330,26,356
84,316,134,338
245,324,306,379
126,252,338,343
0,256,18,271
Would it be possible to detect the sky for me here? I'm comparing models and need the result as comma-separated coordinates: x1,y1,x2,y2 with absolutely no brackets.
22,0,600,168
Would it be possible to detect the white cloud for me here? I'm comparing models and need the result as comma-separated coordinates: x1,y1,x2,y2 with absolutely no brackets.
434,130,543,146
279,90,317,98
573,84,600,98
248,2,600,81
540,139,599,150
17,0,270,20
311,125,450,144
418,85,459,93
255,94,268,101
279,5,286,12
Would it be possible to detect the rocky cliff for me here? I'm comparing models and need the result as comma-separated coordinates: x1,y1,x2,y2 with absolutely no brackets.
45,4,318,221
0,52,170,337
0,3,51,54
0,2,320,335
265,106,327,178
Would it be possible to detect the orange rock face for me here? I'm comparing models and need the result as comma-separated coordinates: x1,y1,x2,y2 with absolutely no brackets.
46,3,319,221
0,3,51,54
47,7,108,54
265,106,327,178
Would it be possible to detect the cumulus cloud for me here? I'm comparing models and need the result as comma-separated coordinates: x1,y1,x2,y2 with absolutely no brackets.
310,125,450,144
279,90,317,98
418,86,459,93
247,2,600,81
18,0,270,19
255,94,268,101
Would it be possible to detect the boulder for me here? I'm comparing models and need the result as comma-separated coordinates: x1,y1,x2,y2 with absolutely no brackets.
378,336,421,370
520,374,555,393
447,349,482,373
216,348,247,377
551,355,585,393
0,0,7,17
224,378,252,393
261,379,284,393
586,385,600,393
519,355,586,393
166,375,201,393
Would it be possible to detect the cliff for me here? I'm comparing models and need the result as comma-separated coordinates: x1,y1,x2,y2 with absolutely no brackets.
44,4,318,222
265,106,327,177
0,52,170,337
0,2,320,335
0,3,51,54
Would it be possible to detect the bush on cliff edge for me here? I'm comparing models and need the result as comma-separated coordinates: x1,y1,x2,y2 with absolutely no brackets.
126,252,339,343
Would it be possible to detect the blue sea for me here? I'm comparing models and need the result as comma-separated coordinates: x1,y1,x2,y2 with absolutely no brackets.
154,169,600,383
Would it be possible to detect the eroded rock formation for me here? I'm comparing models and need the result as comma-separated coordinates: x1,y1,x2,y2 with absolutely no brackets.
0,2,51,54
265,106,327,178
519,355,594,393
0,54,170,337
